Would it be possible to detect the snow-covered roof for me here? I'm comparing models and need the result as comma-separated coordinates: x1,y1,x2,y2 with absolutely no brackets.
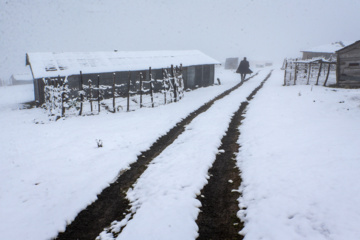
294,58,336,64
336,40,360,53
26,50,220,79
301,41,355,53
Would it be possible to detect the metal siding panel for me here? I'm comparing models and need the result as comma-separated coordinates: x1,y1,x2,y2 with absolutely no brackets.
202,65,211,87
195,65,203,87
182,67,188,89
187,66,196,89
210,65,215,85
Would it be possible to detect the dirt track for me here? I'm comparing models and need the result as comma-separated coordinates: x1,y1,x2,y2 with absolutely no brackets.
196,72,272,240
53,72,268,240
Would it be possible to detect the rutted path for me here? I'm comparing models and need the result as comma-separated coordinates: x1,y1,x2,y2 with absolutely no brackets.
196,72,272,240
54,73,260,240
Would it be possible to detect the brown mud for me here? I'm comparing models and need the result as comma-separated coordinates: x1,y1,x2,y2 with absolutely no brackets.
54,74,259,240
196,71,272,240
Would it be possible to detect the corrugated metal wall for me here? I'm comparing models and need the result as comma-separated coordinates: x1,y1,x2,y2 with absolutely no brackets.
33,64,215,104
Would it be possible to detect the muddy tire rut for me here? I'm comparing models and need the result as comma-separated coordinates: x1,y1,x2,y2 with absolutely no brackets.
54,74,259,240
196,71,272,240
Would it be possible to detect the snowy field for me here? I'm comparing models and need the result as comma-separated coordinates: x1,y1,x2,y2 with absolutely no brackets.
238,70,360,240
1,66,360,240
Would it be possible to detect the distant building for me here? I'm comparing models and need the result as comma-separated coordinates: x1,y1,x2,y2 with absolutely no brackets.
26,50,220,104
336,40,360,87
224,58,239,69
9,74,33,85
301,41,353,60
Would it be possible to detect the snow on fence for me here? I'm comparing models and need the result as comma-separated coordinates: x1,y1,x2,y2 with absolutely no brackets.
43,65,184,120
282,58,337,86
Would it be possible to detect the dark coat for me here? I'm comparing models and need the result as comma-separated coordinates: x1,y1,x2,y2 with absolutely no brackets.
236,59,253,74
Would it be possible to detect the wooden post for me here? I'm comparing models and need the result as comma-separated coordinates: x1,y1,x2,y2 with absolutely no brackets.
323,63,331,86
139,72,143,108
289,72,292,83
171,65,177,102
97,75,100,112
88,79,93,112
149,67,154,108
112,73,116,112
294,63,297,85
163,69,167,104
59,75,65,117
127,71,131,112
52,78,56,113
283,60,288,86
306,63,312,85
79,71,83,116
316,61,323,85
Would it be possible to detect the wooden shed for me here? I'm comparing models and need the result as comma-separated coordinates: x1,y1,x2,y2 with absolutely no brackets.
336,40,360,87
26,50,220,105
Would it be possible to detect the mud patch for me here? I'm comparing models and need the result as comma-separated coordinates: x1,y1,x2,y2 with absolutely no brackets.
53,74,259,240
196,72,272,240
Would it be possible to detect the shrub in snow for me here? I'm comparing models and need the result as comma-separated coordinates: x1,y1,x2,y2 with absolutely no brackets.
41,65,185,120
96,139,103,148
43,77,70,121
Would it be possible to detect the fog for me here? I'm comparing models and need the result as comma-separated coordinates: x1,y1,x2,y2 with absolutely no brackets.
1,0,359,82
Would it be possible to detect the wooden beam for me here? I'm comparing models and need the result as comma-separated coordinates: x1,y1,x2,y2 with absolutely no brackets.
323,63,331,86
283,60,288,86
316,61,323,85
306,63,312,85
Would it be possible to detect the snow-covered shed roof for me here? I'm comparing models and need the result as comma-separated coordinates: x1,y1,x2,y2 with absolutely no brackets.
336,40,360,53
301,41,355,53
26,50,220,79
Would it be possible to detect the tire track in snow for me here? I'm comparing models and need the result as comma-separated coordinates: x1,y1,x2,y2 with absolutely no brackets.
96,71,272,240
196,71,272,240
53,73,259,240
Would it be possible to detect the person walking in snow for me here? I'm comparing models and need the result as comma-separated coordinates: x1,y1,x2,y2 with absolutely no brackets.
236,57,252,81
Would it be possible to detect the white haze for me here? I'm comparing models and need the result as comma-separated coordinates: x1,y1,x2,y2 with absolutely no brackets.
1,0,360,82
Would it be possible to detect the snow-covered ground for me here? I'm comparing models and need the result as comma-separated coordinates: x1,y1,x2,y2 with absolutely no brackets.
1,66,360,240
238,70,360,240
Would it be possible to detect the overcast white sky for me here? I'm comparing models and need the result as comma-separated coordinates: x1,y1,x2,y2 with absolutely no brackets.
1,0,359,81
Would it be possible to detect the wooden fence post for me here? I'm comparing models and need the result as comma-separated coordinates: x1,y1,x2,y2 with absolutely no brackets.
88,79,93,112
323,63,331,86
316,61,323,85
171,65,177,102
127,71,131,112
294,63,297,85
307,63,312,85
112,73,116,113
139,72,143,108
97,75,100,112
283,60,288,86
79,71,83,116
59,75,65,117
162,69,167,104
149,67,154,108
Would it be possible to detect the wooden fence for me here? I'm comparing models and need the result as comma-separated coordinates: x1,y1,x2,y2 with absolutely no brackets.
43,65,184,120
282,58,336,86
